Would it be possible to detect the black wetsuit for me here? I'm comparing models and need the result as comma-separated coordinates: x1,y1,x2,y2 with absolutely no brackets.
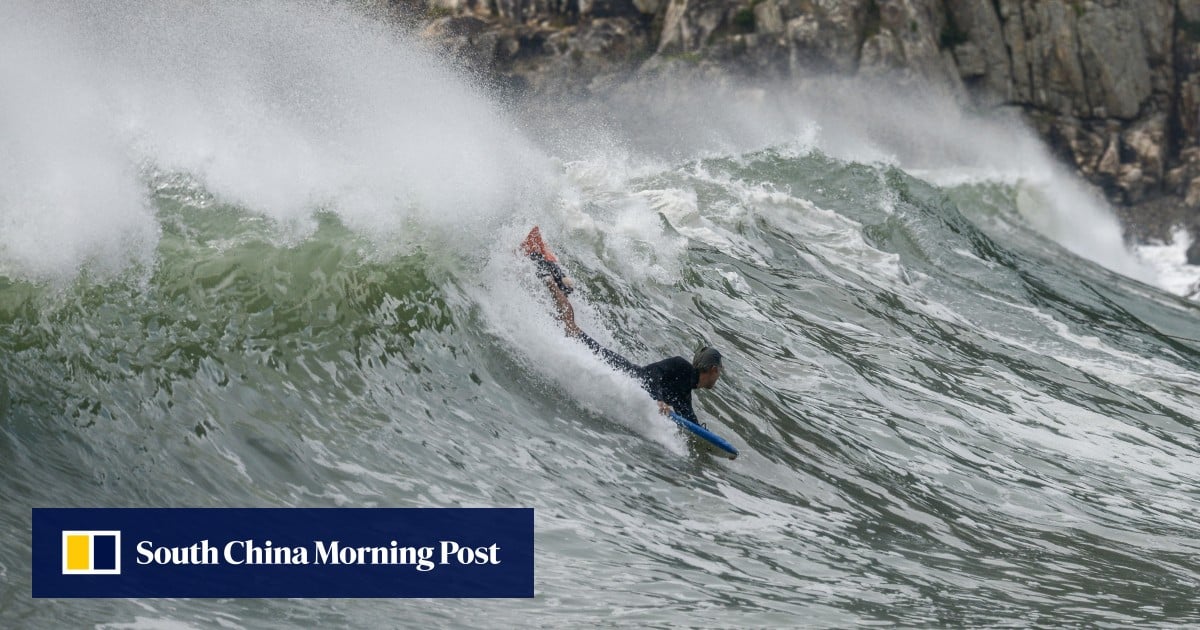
577,333,701,424
531,253,573,295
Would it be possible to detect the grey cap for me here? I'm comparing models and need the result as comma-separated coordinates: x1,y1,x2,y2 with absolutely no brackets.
693,347,723,371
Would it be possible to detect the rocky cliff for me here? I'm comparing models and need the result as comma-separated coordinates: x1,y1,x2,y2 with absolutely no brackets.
394,0,1200,261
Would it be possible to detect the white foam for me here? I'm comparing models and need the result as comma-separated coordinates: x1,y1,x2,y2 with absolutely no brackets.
1135,227,1200,300
99,618,217,630
579,77,1158,287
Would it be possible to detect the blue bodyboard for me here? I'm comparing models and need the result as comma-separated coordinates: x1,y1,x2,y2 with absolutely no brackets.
669,412,738,459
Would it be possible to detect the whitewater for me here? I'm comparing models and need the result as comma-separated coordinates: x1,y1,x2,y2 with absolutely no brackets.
2,1,1199,627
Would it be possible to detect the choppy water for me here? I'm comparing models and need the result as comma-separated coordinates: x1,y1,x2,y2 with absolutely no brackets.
3,1,1200,628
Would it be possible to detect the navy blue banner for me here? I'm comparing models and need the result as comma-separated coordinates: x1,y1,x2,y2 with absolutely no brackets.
33,508,534,598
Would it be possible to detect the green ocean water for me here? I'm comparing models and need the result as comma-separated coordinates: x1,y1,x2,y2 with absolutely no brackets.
3,1,1200,627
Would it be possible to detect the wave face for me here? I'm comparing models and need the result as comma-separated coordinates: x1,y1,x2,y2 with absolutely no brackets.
3,1,1200,627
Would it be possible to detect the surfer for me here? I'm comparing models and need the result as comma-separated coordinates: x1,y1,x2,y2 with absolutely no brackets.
520,227,723,425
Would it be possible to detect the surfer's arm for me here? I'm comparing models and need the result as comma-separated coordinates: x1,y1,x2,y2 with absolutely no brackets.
643,376,672,415
647,383,674,416
674,398,699,424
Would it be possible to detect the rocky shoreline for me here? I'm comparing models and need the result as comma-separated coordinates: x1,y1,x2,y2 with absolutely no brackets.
388,0,1200,263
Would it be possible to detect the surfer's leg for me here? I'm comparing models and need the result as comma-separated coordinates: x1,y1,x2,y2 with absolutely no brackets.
541,276,642,377
532,254,574,296
575,332,643,379
544,278,583,337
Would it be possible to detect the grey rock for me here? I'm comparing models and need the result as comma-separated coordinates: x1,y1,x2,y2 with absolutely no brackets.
1075,3,1153,120
1098,133,1120,178
1051,117,1106,177
513,18,652,92
632,0,663,14
788,15,847,73
952,42,985,78
944,0,1010,100
1182,0,1200,22
422,16,496,67
658,0,741,54
1124,114,1166,183
753,0,784,35
1187,177,1200,208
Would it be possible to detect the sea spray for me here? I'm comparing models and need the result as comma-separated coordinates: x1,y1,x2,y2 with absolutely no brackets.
0,0,557,281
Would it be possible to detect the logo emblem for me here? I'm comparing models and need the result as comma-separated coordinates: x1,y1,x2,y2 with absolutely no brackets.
61,531,121,575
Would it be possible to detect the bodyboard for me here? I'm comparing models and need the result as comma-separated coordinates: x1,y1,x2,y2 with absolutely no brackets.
669,412,738,460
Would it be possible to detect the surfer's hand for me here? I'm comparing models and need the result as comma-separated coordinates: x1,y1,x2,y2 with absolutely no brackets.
657,401,672,416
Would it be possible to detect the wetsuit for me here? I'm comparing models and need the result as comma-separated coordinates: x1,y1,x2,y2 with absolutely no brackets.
530,252,573,296
576,333,701,424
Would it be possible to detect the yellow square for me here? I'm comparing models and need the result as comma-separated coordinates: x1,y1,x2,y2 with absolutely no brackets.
66,535,90,571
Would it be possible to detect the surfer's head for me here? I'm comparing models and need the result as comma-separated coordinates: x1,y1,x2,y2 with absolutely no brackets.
693,347,722,389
